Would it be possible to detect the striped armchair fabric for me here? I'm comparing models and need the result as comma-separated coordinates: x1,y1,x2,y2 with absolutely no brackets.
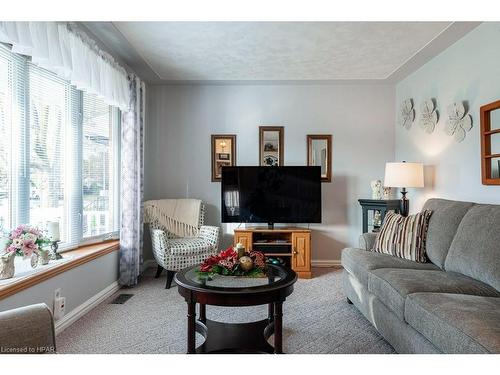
147,201,220,288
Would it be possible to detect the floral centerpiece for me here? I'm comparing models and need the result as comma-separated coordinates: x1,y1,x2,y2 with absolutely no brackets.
198,246,267,277
4,225,51,259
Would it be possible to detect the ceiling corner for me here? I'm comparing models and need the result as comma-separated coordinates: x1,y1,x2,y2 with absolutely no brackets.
385,21,482,84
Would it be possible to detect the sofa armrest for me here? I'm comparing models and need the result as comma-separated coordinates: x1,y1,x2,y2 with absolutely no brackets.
0,303,56,353
359,232,377,250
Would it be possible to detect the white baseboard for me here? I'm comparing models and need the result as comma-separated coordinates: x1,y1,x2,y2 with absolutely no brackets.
311,259,342,268
55,281,121,335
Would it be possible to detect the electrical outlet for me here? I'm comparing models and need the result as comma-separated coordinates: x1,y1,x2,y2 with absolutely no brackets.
54,288,61,300
53,296,66,320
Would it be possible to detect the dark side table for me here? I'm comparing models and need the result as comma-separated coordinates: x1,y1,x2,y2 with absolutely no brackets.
358,199,402,233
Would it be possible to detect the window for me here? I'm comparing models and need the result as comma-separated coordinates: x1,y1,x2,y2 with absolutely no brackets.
0,44,120,249
82,93,120,238
28,65,70,238
0,50,11,230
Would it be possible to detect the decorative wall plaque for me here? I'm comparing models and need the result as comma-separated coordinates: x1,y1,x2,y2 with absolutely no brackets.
445,102,473,143
419,99,439,134
399,99,415,130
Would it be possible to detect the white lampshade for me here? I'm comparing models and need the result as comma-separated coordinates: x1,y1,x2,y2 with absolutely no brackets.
384,162,424,188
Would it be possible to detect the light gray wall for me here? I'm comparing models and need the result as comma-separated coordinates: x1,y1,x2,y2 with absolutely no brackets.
0,251,118,313
395,22,500,212
145,84,395,262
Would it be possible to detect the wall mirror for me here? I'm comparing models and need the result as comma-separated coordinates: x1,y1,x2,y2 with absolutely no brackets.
211,134,236,182
480,100,500,185
259,126,284,166
307,134,332,182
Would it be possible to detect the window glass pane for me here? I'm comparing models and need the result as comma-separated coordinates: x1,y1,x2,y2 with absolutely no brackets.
28,65,68,240
0,54,10,231
82,93,116,237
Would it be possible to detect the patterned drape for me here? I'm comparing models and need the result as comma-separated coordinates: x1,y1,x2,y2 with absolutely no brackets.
119,75,145,286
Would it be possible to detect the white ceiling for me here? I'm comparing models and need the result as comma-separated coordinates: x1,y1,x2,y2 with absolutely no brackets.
83,22,480,83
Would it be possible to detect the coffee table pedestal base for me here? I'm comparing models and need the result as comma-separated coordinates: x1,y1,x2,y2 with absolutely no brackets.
193,318,278,354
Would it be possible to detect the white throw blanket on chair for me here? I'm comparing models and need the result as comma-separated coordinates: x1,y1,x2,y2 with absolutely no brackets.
144,199,202,238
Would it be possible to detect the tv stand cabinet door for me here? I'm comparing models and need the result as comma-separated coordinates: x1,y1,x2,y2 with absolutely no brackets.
234,231,252,251
291,232,311,273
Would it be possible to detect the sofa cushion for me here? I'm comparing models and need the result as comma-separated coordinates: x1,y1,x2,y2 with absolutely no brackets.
373,210,433,263
341,248,439,287
422,198,474,269
445,204,500,291
405,293,500,353
368,268,500,321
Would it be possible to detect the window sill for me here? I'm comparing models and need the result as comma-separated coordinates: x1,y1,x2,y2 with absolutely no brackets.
0,240,120,301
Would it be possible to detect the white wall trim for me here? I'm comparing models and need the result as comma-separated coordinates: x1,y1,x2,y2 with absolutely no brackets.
55,281,120,335
311,259,342,268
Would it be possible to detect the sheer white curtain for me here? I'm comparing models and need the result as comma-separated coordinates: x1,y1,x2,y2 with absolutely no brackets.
0,22,129,110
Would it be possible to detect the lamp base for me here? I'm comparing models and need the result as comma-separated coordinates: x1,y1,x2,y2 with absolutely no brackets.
400,188,409,217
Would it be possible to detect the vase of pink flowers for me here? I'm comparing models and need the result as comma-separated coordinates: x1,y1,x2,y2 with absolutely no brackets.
4,225,51,270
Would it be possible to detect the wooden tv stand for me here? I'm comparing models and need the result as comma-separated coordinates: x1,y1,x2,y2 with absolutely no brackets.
234,227,312,278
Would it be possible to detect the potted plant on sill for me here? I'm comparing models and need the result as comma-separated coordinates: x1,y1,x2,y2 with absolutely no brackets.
0,225,51,279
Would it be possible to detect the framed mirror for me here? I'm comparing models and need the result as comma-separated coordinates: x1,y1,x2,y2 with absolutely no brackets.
259,126,284,166
211,134,236,182
480,100,500,185
307,134,332,182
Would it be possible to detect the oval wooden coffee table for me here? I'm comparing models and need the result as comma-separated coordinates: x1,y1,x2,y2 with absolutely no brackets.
175,264,297,354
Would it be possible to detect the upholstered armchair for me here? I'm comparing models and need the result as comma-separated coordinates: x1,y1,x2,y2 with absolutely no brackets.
144,199,220,288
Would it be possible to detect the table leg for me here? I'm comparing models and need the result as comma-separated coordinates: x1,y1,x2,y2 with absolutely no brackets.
268,303,274,323
199,303,206,323
362,208,368,233
274,301,283,354
187,301,196,354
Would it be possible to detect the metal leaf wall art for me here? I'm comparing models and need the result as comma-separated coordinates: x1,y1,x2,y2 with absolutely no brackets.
419,99,439,133
399,99,415,130
445,102,473,143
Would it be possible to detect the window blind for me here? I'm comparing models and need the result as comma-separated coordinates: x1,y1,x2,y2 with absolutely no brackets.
28,63,71,242
0,45,27,232
0,49,11,231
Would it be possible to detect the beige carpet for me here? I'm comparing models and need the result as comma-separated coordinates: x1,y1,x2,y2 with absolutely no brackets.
57,267,395,354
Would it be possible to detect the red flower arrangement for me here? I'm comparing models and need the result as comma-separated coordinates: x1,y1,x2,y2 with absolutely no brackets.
198,246,266,277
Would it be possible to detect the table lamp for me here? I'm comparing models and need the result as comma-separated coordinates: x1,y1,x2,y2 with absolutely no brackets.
384,161,424,216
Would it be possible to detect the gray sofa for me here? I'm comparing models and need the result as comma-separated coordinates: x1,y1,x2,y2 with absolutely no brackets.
0,303,56,354
342,198,500,354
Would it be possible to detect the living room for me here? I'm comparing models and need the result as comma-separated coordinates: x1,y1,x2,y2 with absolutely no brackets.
1,0,499,372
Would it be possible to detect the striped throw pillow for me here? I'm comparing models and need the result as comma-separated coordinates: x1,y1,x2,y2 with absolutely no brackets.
373,210,433,263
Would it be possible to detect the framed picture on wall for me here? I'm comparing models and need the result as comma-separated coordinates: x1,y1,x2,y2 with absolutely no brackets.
211,134,236,182
307,134,332,182
259,126,284,166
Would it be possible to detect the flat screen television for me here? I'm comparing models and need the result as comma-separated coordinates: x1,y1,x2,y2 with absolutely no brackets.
221,166,321,227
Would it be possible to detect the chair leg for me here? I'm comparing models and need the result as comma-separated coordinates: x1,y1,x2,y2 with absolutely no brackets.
154,265,164,279
165,271,175,289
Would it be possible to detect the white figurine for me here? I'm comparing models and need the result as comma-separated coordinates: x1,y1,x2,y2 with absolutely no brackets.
370,180,382,200
383,187,392,200
373,211,382,228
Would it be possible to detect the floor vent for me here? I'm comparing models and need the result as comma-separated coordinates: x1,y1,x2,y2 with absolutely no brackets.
111,294,134,304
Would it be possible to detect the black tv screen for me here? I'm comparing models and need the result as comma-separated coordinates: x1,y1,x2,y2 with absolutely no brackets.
221,166,322,224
